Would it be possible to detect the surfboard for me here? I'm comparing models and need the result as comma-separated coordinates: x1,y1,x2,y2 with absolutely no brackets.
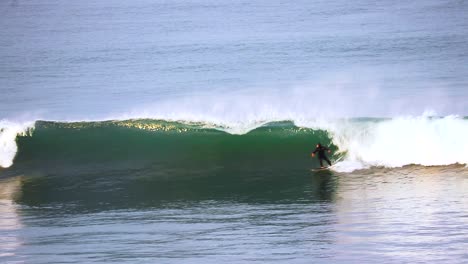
311,167,331,172
311,155,344,171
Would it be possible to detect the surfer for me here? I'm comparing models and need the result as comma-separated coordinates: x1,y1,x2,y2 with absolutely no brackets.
311,143,332,168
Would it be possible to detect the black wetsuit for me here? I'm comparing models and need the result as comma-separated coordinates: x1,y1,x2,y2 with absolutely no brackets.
313,146,332,167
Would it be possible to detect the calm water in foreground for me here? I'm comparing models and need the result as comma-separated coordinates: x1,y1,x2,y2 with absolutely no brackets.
1,0,468,263
1,166,467,263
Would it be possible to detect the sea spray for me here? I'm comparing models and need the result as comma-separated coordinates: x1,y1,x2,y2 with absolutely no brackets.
1,116,467,172
330,116,468,171
0,120,35,168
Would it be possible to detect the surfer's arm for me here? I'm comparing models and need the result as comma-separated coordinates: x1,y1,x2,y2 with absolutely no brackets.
311,148,318,157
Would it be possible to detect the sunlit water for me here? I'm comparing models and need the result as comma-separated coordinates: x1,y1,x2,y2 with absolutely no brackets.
1,166,466,263
1,0,468,263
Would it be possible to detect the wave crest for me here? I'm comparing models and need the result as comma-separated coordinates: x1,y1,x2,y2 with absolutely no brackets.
0,120,35,168
1,116,467,172
331,116,468,171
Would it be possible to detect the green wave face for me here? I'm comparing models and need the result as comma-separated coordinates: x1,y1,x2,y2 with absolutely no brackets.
9,120,337,176
4,118,467,209
1,120,341,208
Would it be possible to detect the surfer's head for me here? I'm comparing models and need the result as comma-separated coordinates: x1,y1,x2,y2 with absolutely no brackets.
317,143,321,148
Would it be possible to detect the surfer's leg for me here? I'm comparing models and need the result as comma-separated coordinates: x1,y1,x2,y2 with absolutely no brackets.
325,157,332,166
319,158,324,167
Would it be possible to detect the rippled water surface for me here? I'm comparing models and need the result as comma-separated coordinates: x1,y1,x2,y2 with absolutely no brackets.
1,166,466,263
1,0,467,262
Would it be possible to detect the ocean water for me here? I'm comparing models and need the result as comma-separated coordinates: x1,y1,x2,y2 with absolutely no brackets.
1,0,467,263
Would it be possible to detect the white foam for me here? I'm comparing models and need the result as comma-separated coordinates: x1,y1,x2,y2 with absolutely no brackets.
329,116,468,171
1,112,467,172
108,91,468,171
0,120,35,168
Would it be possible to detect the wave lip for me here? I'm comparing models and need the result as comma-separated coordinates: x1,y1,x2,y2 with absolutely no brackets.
331,115,468,171
0,120,35,168
1,116,467,172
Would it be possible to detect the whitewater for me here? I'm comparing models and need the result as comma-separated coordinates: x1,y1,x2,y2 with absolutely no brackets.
2,79,467,172
1,114,467,172
1,1,468,263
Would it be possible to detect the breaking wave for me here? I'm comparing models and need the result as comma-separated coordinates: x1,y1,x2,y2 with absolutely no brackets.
0,116,467,173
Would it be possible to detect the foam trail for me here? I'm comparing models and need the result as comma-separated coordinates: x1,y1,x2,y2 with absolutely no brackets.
330,116,468,172
0,120,35,168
